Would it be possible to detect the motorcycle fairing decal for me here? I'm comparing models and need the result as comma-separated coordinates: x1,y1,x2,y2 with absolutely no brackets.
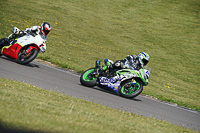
117,69,139,81
26,45,40,54
2,43,22,59
139,69,148,85
117,69,139,76
17,34,42,47
99,76,121,92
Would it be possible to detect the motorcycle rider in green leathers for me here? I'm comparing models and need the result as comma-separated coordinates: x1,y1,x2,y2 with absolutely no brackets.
103,52,150,72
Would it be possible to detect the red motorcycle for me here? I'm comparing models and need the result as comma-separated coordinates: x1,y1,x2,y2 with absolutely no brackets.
0,27,46,65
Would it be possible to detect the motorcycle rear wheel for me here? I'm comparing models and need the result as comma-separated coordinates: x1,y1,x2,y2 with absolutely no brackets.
17,48,38,65
118,79,143,99
80,68,97,87
0,38,8,57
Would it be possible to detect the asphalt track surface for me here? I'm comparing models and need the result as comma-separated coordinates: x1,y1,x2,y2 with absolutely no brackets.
0,56,200,131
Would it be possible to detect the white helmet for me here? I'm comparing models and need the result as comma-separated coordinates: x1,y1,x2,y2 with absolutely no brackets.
138,52,150,66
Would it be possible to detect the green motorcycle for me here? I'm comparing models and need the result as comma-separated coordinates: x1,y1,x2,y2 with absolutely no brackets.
80,60,151,99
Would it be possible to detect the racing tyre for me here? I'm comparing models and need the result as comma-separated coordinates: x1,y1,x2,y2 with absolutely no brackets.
0,38,7,57
17,48,38,65
118,79,143,99
80,68,97,87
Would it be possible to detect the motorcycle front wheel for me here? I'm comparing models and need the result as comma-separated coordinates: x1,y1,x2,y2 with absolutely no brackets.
80,68,97,87
17,48,38,65
118,79,143,99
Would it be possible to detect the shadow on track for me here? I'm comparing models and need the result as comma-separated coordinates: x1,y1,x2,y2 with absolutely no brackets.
0,56,40,68
79,84,142,102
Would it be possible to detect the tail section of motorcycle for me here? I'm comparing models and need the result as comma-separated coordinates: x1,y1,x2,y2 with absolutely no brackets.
1,43,22,59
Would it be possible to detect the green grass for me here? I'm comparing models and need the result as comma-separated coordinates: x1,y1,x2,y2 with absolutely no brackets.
0,78,198,133
0,0,199,117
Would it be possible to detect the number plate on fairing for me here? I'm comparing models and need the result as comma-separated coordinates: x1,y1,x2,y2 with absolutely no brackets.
99,76,121,92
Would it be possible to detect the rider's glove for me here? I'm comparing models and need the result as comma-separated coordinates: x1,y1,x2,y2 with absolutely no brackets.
99,67,104,72
127,55,133,62
19,30,26,35
25,30,31,34
12,27,20,34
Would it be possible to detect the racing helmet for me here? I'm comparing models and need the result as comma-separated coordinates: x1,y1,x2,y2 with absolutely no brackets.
41,22,51,36
138,52,150,66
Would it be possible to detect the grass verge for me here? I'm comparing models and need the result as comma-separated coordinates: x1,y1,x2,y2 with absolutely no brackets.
0,78,198,133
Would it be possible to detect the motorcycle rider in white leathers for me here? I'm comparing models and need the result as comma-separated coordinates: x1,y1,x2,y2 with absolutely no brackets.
0,22,51,53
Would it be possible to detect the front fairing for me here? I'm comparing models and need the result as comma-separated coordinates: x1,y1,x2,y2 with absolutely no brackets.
116,68,150,86
139,66,151,85
98,69,141,92
17,34,38,46
39,42,46,53
39,34,47,53
116,69,140,81
16,34,46,52
139,69,148,85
